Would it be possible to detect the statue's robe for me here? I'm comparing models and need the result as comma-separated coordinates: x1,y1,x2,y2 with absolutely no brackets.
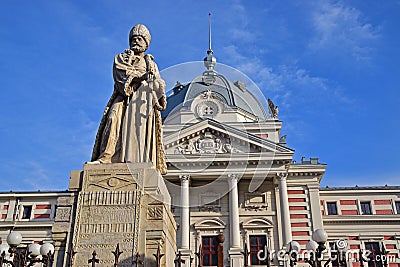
91,50,167,174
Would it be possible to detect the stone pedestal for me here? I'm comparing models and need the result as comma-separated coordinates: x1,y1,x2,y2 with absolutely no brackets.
70,163,176,267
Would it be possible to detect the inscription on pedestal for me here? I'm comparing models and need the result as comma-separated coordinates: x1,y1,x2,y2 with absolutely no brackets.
73,190,141,266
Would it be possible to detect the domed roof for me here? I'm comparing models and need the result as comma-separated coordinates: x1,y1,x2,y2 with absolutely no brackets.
162,52,268,122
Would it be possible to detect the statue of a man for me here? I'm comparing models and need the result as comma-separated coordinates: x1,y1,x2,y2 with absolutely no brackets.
90,24,167,175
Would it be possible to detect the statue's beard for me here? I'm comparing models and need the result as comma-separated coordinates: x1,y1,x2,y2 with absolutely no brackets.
131,45,147,53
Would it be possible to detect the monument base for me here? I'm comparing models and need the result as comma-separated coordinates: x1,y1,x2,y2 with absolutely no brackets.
69,163,176,267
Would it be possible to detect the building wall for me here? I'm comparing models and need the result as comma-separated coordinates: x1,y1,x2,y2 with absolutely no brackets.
0,191,77,267
320,187,400,267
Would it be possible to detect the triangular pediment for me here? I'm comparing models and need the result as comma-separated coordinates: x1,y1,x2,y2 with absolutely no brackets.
164,119,294,156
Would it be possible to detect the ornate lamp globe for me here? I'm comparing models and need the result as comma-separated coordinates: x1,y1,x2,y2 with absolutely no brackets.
312,229,328,243
28,243,41,257
7,232,22,246
286,241,301,252
0,244,10,255
306,240,319,252
40,243,55,256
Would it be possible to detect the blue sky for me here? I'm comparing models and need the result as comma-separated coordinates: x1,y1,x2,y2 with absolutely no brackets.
0,0,399,191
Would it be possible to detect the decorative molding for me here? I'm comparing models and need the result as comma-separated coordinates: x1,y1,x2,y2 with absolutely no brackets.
198,192,221,212
173,132,242,155
244,192,268,211
198,205,221,212
192,90,225,119
179,175,190,182
57,197,75,206
228,173,238,182
193,218,226,230
147,205,163,220
277,172,288,181
55,207,72,222
242,217,273,229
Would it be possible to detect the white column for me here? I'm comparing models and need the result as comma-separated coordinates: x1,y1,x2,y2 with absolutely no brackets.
180,174,190,250
228,174,243,267
277,172,292,245
228,173,241,249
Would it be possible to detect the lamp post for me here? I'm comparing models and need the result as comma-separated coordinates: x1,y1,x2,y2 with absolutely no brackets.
306,229,330,267
286,241,300,267
0,231,54,267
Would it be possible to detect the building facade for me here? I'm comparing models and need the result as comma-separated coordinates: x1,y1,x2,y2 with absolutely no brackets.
0,51,399,267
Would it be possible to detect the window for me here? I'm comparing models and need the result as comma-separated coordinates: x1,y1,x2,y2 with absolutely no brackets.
395,201,400,214
327,202,338,215
360,202,372,215
365,242,383,267
250,235,268,265
22,205,32,219
202,236,217,266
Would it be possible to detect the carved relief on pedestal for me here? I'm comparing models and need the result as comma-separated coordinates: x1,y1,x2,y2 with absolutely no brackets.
55,207,71,222
147,204,163,220
73,190,141,266
57,196,74,206
84,170,139,192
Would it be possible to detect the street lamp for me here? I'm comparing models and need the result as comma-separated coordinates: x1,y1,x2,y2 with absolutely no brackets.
0,231,54,267
306,229,330,267
286,241,301,267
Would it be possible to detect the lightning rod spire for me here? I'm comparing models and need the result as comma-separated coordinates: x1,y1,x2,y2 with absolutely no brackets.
203,12,217,75
208,13,213,54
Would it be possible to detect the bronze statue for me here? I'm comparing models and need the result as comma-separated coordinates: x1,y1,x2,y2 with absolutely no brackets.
90,24,167,174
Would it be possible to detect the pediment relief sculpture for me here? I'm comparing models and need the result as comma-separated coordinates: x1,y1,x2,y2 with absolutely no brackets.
172,132,244,155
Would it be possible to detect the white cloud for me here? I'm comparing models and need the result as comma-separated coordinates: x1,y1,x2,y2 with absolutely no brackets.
309,1,380,61
22,162,53,190
225,1,258,43
222,43,352,111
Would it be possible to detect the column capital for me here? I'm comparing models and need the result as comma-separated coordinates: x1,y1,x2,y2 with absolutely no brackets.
179,174,190,182
277,172,288,181
227,173,238,183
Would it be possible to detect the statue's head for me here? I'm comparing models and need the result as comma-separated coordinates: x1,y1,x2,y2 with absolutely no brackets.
129,24,151,53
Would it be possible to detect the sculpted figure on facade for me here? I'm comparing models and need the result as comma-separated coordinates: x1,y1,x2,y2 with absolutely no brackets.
267,98,279,119
91,24,167,174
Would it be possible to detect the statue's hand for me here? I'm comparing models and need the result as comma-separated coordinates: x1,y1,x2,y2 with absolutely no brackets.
141,71,154,82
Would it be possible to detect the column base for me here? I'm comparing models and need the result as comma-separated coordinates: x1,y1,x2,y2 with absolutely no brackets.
228,248,243,267
177,249,192,267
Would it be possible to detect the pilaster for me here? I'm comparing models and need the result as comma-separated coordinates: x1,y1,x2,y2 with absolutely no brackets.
308,184,323,230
